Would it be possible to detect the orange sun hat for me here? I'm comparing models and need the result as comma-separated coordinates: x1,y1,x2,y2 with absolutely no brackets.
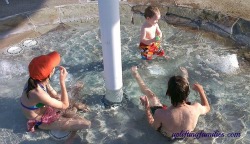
29,51,61,81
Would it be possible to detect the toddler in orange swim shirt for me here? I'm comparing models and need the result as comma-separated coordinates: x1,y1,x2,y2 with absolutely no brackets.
139,6,169,60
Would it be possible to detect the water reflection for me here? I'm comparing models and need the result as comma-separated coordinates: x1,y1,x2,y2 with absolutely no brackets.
0,23,249,144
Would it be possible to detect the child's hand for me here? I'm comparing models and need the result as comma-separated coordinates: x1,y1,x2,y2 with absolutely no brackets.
155,36,161,42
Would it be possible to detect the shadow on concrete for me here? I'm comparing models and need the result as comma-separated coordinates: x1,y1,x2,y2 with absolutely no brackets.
0,0,46,49
0,0,45,19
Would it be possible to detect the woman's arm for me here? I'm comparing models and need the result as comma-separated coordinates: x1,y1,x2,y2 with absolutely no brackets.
146,107,154,124
40,66,69,109
46,83,60,100
143,96,161,130
58,66,69,109
193,83,210,115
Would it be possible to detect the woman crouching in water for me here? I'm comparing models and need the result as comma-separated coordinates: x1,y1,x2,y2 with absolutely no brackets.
20,51,91,143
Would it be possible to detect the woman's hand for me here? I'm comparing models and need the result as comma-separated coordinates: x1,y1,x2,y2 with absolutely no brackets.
59,66,68,83
192,83,204,93
145,97,150,109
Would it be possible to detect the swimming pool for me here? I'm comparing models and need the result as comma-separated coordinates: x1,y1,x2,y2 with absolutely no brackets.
0,4,250,144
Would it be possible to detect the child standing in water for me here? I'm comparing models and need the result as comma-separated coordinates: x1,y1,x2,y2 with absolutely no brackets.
139,6,169,60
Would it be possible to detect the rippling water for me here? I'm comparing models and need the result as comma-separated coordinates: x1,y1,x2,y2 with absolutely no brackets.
0,21,249,144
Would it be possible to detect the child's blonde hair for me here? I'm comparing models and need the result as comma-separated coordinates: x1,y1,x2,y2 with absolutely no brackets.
144,6,160,19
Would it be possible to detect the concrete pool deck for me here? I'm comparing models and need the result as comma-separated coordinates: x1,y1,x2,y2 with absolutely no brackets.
0,0,113,49
1,0,250,50
128,0,250,21
1,0,250,60
0,0,131,48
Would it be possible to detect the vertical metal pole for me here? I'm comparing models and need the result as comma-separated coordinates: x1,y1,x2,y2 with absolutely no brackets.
98,0,123,105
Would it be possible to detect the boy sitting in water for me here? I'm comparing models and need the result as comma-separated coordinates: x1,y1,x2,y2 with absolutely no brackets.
139,6,169,60
131,66,210,139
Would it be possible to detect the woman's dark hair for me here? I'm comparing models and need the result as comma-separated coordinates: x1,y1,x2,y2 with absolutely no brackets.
26,78,38,98
166,76,190,107
26,73,51,98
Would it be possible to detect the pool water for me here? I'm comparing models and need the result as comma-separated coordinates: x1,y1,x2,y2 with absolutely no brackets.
0,21,249,144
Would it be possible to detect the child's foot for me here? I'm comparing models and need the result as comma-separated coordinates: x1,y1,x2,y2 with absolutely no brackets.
180,67,188,79
164,55,170,60
73,102,90,112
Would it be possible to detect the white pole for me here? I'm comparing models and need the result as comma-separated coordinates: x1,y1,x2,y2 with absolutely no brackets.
98,0,123,104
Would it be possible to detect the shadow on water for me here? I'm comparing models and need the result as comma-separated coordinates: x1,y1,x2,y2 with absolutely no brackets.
65,59,141,75
82,92,177,144
0,97,26,132
65,61,104,74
